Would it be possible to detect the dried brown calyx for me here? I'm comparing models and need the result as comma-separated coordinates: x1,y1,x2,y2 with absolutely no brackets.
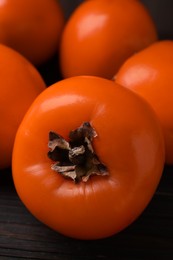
47,122,108,183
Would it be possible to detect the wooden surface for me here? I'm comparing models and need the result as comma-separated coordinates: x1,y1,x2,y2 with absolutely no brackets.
0,166,173,259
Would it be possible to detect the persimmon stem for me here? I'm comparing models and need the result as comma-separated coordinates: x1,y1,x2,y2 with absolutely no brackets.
47,122,108,183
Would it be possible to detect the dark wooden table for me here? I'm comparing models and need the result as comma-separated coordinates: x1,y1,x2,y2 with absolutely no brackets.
0,166,173,259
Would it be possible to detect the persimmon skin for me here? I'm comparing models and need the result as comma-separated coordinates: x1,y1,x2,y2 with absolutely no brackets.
12,76,164,240
116,40,173,165
0,44,46,169
60,0,157,79
0,0,65,65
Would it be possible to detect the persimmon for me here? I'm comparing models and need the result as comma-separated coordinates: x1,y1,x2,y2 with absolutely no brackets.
59,0,158,79
12,76,164,240
0,44,46,169
116,40,173,165
0,0,65,65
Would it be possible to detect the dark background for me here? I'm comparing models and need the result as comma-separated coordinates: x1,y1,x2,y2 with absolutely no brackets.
1,1,173,259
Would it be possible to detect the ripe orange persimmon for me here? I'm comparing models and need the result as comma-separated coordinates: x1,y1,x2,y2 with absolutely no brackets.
12,76,164,240
116,40,173,165
0,0,65,65
60,0,158,79
0,44,46,169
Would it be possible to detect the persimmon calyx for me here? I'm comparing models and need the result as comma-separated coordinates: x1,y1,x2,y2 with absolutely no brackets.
47,122,109,183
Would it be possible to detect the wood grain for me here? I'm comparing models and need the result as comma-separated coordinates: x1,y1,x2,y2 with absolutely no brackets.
0,166,173,259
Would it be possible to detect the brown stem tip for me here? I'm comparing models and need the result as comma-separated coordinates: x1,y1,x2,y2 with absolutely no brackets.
47,122,109,183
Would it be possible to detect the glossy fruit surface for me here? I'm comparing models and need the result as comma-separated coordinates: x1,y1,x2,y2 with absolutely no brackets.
0,0,65,65
116,40,173,164
60,0,157,79
12,76,164,239
0,44,46,169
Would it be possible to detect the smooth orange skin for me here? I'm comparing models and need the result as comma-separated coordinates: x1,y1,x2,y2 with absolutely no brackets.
0,0,65,65
0,44,46,169
116,40,173,165
12,76,164,240
60,0,157,79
